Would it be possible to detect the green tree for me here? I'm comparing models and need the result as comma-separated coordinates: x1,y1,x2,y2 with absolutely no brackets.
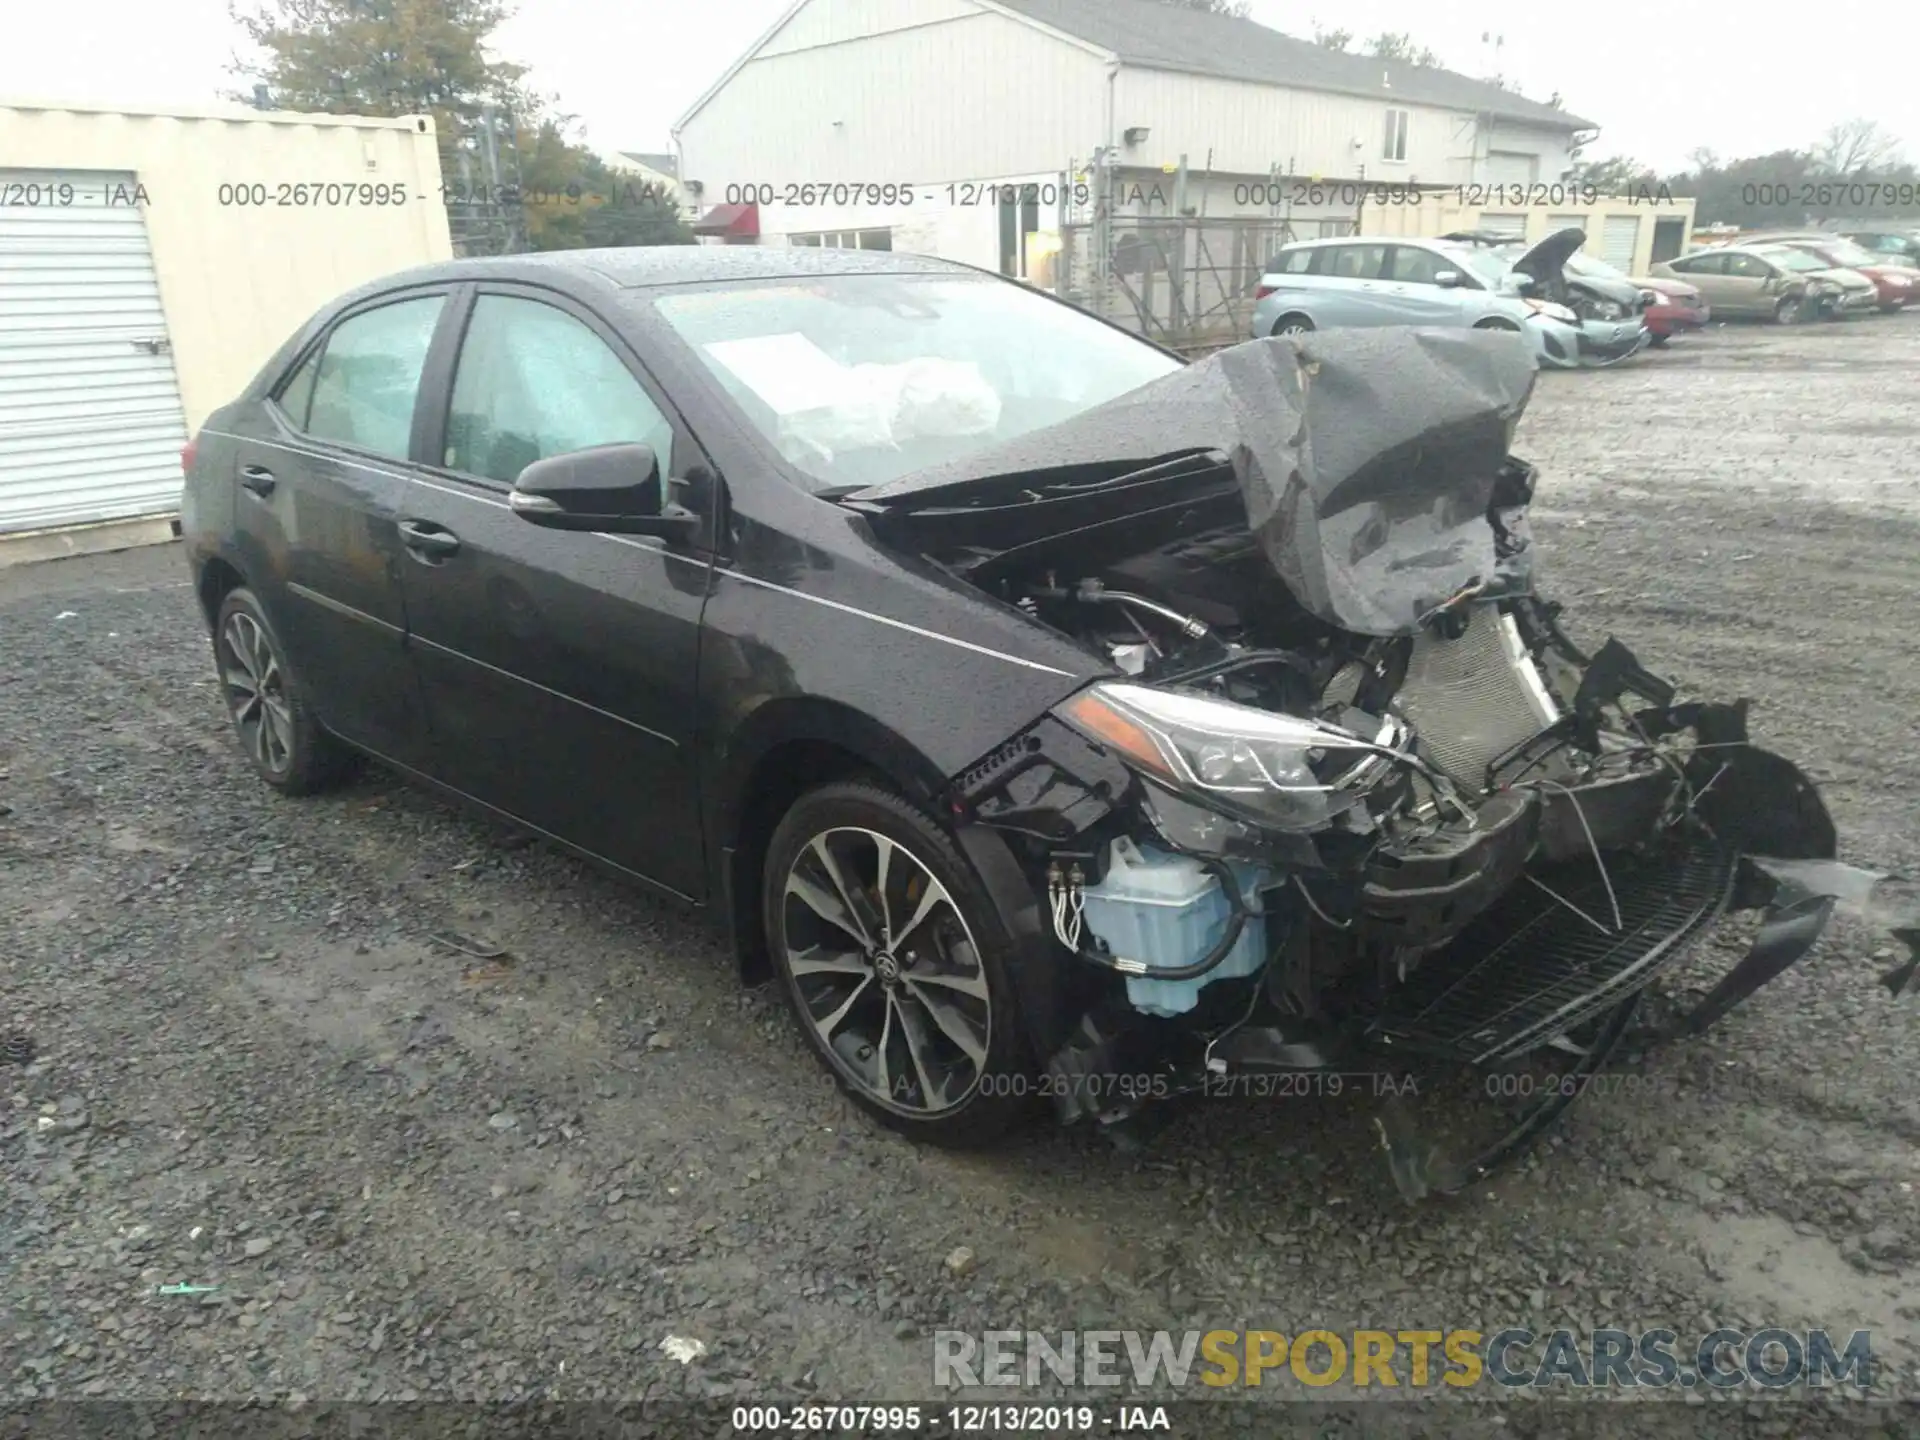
1567,154,1660,194
517,118,693,249
231,0,692,250
231,0,534,171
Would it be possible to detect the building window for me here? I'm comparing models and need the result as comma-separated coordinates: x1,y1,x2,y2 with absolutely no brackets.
790,229,892,250
1383,109,1409,163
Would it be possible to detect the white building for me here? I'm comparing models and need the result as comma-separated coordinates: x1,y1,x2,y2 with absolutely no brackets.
674,0,1598,276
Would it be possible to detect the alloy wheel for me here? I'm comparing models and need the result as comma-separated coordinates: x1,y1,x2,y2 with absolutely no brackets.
217,610,294,776
781,826,991,1116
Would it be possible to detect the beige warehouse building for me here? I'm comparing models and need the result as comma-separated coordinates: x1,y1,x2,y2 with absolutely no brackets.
0,100,452,555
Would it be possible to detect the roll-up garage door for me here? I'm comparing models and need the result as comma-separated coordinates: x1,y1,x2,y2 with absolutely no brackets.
1600,214,1642,272
0,169,190,534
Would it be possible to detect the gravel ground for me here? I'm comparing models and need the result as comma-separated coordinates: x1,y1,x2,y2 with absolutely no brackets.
4,316,1919,1435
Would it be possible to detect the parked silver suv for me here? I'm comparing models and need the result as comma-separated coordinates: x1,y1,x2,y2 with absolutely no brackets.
1252,237,1536,337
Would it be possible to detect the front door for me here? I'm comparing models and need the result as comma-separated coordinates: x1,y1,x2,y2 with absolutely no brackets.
1718,252,1778,317
396,286,712,899
1378,245,1473,324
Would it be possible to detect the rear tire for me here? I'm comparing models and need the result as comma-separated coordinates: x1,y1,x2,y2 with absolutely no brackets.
1648,332,1671,347
763,780,1035,1148
1270,313,1314,337
211,587,356,795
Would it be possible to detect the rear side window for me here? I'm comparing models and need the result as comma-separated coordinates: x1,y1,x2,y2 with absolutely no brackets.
304,296,445,460
444,295,674,493
1276,248,1314,275
276,349,321,428
1324,244,1388,280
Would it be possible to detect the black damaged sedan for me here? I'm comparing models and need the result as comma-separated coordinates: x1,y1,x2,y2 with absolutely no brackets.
180,247,1912,1192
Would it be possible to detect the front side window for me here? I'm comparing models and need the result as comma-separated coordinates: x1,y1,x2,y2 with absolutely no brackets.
1387,246,1448,284
303,295,445,459
445,295,674,492
1383,108,1409,162
651,272,1183,492
1669,253,1721,275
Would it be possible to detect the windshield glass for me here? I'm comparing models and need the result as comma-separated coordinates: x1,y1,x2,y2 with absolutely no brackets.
1808,241,1876,265
1756,248,1829,273
1438,245,1511,287
650,274,1184,492
1564,251,1628,280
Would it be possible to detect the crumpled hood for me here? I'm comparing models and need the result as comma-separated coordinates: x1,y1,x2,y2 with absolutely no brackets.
852,327,1540,637
1514,226,1590,283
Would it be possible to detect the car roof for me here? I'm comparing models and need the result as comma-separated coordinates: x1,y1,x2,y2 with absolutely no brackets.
354,245,977,295
1277,235,1452,250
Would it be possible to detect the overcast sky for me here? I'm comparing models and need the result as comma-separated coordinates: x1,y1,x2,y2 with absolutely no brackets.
9,0,1909,175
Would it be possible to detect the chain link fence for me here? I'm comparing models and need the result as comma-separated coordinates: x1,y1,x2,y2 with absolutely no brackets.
1054,216,1313,354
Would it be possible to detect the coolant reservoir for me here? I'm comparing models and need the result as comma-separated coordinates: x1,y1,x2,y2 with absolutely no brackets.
1079,837,1271,1018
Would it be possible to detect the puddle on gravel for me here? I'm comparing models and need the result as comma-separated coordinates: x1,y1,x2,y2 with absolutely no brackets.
1666,1206,1917,1347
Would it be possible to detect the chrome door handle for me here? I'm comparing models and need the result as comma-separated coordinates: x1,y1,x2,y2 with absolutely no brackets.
398,520,461,558
240,465,276,497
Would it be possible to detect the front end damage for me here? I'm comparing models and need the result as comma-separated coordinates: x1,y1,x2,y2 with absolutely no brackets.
849,328,1918,1197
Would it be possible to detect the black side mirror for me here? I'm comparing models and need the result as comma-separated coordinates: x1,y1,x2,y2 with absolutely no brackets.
509,443,699,539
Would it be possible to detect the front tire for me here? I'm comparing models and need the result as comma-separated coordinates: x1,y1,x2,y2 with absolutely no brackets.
763,780,1034,1147
212,587,355,795
1774,295,1806,325
1474,317,1522,332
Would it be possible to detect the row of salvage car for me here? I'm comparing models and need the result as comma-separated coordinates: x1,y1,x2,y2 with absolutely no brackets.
1251,223,1920,367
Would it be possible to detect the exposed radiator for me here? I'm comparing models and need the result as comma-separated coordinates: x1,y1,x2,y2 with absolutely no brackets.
1392,607,1562,791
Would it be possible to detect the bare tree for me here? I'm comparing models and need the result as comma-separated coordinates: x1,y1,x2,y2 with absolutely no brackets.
1812,119,1904,175
1311,25,1353,51
1150,0,1251,15
1366,31,1444,67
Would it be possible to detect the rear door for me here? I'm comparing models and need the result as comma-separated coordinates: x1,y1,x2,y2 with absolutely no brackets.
1669,252,1732,310
1312,242,1394,326
216,288,452,765
396,285,713,899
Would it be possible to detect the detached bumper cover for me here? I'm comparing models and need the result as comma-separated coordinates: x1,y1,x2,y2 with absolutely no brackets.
1645,301,1709,335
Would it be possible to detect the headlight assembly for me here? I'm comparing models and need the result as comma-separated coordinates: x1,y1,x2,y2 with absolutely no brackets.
1055,681,1408,832
1524,298,1580,324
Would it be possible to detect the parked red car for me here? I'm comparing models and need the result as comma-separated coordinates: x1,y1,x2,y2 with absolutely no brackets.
1752,234,1916,312
1562,252,1708,343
